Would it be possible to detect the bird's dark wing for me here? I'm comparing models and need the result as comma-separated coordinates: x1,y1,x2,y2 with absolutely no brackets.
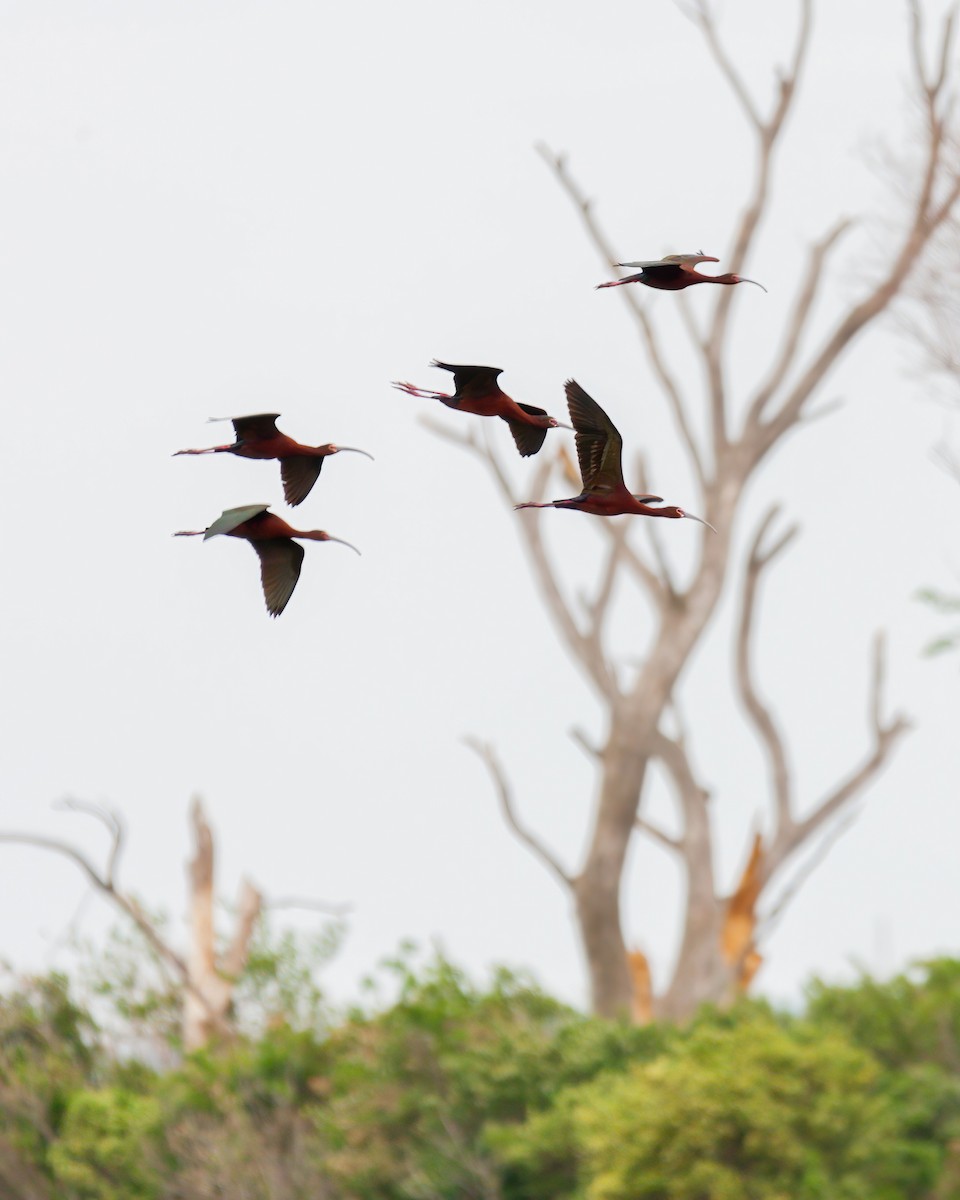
431,360,504,399
635,262,682,281
231,413,282,442
203,504,271,540
565,380,625,494
507,404,551,458
251,538,304,617
280,456,324,506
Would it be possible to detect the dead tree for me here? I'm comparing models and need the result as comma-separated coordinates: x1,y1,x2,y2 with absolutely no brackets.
436,0,957,1019
3,798,263,1050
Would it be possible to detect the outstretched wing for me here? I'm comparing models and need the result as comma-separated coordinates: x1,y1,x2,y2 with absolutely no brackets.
618,253,718,278
229,413,282,443
507,403,551,458
431,360,504,399
564,380,625,495
280,455,324,506
203,504,271,540
251,538,304,617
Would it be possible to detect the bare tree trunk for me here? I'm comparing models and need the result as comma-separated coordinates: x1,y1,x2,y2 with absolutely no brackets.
573,754,648,1015
443,0,953,1021
0,796,264,1050
183,798,262,1050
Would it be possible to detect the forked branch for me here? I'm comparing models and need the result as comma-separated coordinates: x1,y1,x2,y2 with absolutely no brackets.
536,143,706,483
465,737,572,889
764,634,911,879
736,505,800,829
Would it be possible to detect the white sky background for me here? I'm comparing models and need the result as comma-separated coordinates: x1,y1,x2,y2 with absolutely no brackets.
1,0,957,1012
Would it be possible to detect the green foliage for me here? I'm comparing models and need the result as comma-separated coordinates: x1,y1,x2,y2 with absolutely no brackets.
496,1010,948,1199
315,949,664,1199
4,953,960,1197
916,588,960,656
0,970,99,1177
77,913,183,1053
47,1088,162,1200
233,916,344,1037
806,958,960,1072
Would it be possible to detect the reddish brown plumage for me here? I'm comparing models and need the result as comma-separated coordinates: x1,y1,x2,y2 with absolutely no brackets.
175,505,359,617
515,381,715,529
174,414,372,506
392,360,567,457
596,253,766,293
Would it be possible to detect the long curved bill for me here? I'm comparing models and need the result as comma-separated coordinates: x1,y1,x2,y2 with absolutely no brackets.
329,536,362,555
740,277,767,292
684,512,718,533
338,447,375,460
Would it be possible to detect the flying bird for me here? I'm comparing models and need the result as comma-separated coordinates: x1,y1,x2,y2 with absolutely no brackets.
392,360,571,457
596,252,766,292
515,380,716,528
174,414,373,506
175,504,359,617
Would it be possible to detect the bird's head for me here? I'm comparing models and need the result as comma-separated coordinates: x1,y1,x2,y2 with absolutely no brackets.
305,531,362,554
730,274,767,292
673,508,717,532
325,444,375,460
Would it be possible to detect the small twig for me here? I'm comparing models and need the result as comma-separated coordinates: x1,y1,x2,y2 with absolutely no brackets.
682,0,763,131
736,506,800,832
570,726,601,759
536,142,706,484
745,218,853,432
757,809,860,939
635,816,683,854
464,737,572,889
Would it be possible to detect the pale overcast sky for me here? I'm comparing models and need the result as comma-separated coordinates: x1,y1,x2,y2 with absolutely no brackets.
1,0,957,1012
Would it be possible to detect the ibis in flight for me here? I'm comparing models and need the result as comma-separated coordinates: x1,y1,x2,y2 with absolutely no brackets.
175,504,359,617
515,380,716,529
392,360,571,457
596,252,766,292
174,414,373,506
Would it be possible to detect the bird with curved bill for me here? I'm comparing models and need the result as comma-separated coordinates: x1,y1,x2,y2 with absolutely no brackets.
175,504,360,618
596,251,766,293
174,414,373,507
392,360,573,457
515,380,716,529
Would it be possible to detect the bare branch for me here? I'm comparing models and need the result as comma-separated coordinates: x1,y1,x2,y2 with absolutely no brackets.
426,415,620,697
736,506,800,832
56,797,125,888
757,808,860,939
766,634,912,877
536,142,706,482
764,9,960,445
0,831,107,894
683,0,764,131
570,726,601,759
635,816,683,853
702,0,813,442
595,514,666,603
220,878,263,980
465,737,572,889
745,218,853,431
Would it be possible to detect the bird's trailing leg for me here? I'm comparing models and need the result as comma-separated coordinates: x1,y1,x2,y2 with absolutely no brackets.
172,444,234,456
391,381,452,401
595,275,642,290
